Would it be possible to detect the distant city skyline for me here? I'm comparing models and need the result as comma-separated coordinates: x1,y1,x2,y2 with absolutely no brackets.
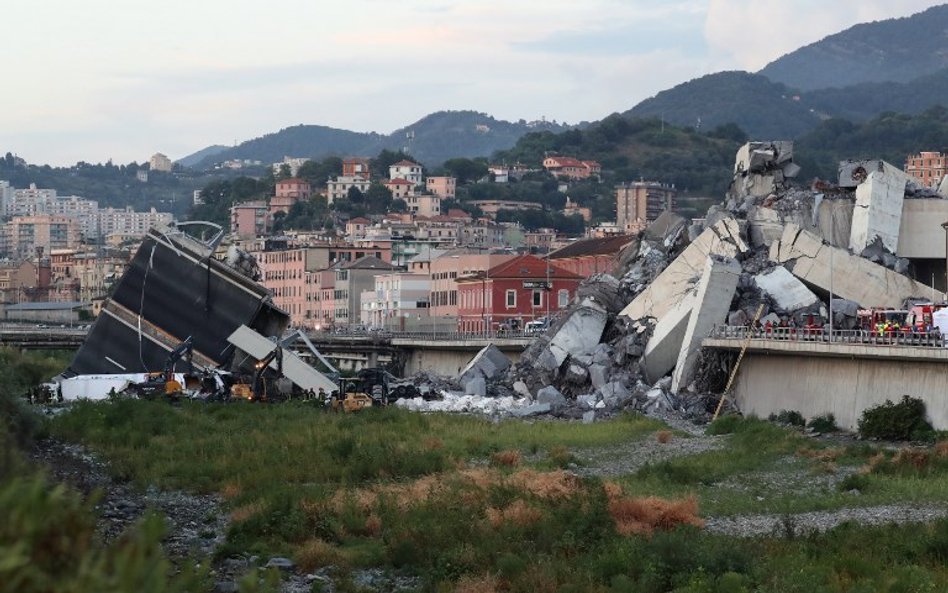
3,0,940,166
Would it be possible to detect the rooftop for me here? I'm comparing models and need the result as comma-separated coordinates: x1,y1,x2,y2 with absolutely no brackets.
548,235,635,260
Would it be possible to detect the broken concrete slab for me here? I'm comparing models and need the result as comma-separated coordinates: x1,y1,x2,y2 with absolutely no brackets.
599,381,633,408
849,160,909,254
644,210,687,244
621,217,748,322
671,256,742,393
548,298,609,366
641,290,696,384
227,325,338,394
459,344,511,386
754,266,819,312
512,380,531,398
510,402,552,418
771,224,930,308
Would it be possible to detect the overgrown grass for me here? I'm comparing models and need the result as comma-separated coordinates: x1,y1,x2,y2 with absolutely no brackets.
46,402,948,591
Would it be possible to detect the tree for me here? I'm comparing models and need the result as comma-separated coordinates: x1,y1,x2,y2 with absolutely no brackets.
442,158,488,185
364,183,393,213
370,149,416,180
276,163,292,180
347,186,365,204
390,198,408,213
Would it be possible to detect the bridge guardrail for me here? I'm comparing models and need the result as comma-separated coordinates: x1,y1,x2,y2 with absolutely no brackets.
307,329,538,342
709,325,948,349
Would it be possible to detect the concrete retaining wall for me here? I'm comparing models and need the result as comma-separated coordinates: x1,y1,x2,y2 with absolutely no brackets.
732,352,948,431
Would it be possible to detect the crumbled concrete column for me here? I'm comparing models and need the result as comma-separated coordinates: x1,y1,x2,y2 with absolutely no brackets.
771,224,929,308
848,160,910,253
621,217,747,322
671,256,742,393
753,266,819,312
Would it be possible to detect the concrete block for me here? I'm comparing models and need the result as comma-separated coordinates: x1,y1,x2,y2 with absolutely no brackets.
838,159,883,188
549,298,608,366
849,161,909,254
599,381,633,408
621,217,748,322
511,402,551,418
464,377,486,397
897,198,948,259
536,385,567,410
582,410,596,424
589,363,608,390
939,175,948,198
671,256,742,393
459,343,512,385
641,291,696,383
772,224,930,308
747,206,784,248
512,380,531,398
754,266,819,312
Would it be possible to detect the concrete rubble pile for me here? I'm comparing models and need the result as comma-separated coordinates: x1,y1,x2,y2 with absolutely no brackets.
399,140,945,423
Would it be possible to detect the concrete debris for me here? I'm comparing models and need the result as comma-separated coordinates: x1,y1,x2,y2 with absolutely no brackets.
458,344,512,388
671,256,742,393
464,377,487,397
621,217,747,322
771,224,929,308
395,140,948,427
753,266,819,313
848,160,909,254
729,141,799,200
536,386,567,411
547,298,609,367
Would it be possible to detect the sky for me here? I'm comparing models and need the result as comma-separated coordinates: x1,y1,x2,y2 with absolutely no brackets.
3,0,941,166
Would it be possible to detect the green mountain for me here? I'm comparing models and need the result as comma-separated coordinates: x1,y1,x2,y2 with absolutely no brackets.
759,4,948,91
184,111,569,170
494,114,742,197
795,106,948,182
174,144,229,168
624,71,822,139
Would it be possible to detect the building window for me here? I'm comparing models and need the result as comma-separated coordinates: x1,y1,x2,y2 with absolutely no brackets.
506,289,516,308
558,289,569,308
532,290,542,307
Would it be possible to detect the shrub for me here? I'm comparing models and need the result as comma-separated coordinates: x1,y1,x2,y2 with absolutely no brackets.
604,483,703,536
807,414,838,433
655,430,672,444
490,450,522,467
768,410,806,427
858,396,933,441
838,473,871,493
707,414,744,435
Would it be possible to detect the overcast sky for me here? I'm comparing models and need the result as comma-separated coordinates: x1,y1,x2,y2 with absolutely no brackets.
3,0,940,166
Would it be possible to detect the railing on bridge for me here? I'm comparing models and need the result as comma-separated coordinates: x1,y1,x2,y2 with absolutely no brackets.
307,329,538,342
709,325,948,349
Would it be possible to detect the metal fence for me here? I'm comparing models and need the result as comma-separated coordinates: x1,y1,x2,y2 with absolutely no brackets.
709,325,948,349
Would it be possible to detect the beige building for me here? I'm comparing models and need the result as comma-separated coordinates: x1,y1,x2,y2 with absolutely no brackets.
425,176,456,199
327,176,372,204
149,153,173,172
405,194,441,218
5,215,81,259
615,182,676,232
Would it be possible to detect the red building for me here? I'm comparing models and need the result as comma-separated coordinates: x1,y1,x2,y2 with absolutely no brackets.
456,254,582,333
546,235,636,277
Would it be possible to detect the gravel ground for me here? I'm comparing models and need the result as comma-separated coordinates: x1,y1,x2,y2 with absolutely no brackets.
571,427,724,478
30,438,227,561
706,504,948,537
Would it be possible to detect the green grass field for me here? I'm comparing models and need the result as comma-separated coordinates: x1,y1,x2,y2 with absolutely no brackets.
44,400,948,592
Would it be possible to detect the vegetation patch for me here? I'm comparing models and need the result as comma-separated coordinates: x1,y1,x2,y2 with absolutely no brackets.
858,396,934,442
